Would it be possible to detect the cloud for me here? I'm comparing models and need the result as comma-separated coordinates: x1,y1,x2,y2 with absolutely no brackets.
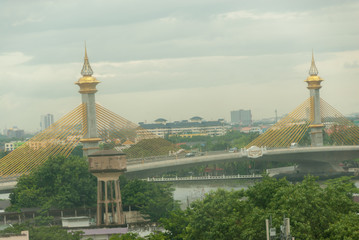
12,16,44,26
344,61,359,69
158,17,177,23
216,10,307,21
0,0,358,131
0,52,33,67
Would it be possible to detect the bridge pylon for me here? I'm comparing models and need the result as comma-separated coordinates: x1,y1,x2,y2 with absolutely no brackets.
305,51,324,147
0,46,179,181
246,52,359,149
75,45,101,156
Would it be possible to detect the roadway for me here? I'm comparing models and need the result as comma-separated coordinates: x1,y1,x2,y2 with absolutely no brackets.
126,145,359,178
1,145,359,191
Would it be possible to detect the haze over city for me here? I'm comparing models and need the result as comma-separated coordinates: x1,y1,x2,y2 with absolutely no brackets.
1,0,358,131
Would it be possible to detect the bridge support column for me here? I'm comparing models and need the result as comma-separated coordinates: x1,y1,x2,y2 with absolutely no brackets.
305,52,324,147
310,126,323,147
76,47,101,157
296,161,345,174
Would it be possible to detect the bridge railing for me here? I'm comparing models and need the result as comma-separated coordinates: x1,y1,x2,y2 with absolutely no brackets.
145,174,262,182
127,150,227,165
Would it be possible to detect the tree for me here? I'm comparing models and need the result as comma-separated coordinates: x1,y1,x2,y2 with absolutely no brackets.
160,210,189,240
109,232,167,240
267,176,359,239
121,179,179,222
185,189,246,240
0,224,82,240
0,150,8,158
8,155,97,211
159,175,359,240
323,212,359,240
8,157,177,223
109,232,145,240
245,175,290,209
70,145,83,157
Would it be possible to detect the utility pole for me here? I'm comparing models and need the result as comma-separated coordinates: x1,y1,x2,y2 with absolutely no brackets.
280,217,291,240
265,216,294,240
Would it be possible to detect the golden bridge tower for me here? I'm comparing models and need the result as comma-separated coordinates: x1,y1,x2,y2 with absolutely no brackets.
76,46,102,156
305,52,324,147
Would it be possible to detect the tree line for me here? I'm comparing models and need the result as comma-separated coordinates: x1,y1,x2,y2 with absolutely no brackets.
2,155,359,239
110,175,359,240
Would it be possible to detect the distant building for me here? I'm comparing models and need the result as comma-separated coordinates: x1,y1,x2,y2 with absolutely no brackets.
190,116,203,123
4,141,25,152
154,118,167,124
6,127,25,139
40,114,54,131
231,109,252,126
240,127,263,134
75,228,127,240
139,117,229,138
0,231,29,240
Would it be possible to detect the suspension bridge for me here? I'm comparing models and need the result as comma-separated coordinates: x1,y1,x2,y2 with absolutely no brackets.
0,50,359,183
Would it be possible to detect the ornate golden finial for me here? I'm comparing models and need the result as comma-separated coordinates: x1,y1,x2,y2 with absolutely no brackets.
305,50,323,90
76,43,100,94
81,42,94,76
308,50,319,76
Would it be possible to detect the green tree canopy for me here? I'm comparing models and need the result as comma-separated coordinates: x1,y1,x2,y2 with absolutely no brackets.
160,175,359,240
8,156,177,222
0,224,82,240
8,155,97,211
121,178,179,222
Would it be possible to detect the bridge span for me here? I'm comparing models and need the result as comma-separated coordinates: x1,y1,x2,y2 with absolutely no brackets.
126,146,359,178
1,146,358,192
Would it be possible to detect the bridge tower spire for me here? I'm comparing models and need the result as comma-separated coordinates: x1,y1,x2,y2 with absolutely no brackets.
76,44,101,156
305,51,324,147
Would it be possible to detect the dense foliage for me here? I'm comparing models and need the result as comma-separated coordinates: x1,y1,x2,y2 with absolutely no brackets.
8,155,97,211
0,224,82,240
124,138,179,158
0,150,7,158
299,129,334,146
166,131,258,151
90,176,359,240
121,178,179,221
155,176,359,240
8,155,177,222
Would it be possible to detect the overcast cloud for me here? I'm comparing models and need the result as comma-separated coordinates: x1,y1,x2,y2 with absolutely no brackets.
0,0,358,131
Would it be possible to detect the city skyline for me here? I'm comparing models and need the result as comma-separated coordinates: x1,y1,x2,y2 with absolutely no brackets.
1,0,358,131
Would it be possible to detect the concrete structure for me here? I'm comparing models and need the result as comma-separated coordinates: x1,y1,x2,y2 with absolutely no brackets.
88,150,127,226
0,231,29,240
76,46,101,156
0,208,146,226
266,166,297,177
145,174,262,182
154,118,167,124
40,114,54,131
62,216,90,228
2,146,359,192
75,227,127,240
4,141,24,152
231,109,252,126
6,127,24,139
123,146,359,178
139,118,229,138
305,52,324,147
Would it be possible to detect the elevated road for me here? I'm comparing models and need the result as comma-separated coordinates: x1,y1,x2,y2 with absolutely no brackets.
1,145,359,191
126,146,359,178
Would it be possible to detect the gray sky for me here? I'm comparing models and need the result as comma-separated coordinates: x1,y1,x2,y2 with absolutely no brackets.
0,0,358,132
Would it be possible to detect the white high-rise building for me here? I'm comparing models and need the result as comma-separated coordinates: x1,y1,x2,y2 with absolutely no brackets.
40,114,54,131
230,109,252,126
